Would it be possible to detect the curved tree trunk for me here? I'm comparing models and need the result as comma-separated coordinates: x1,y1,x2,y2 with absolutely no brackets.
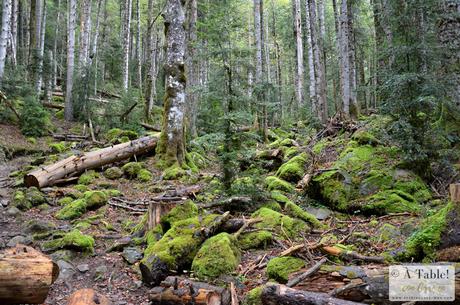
157,0,187,166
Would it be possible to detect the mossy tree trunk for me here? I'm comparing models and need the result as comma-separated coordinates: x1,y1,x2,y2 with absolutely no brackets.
157,0,187,167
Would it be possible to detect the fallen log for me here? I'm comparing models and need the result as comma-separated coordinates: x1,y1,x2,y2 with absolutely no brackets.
141,122,161,132
67,289,111,305
140,212,230,286
25,136,158,188
53,133,89,141
261,284,365,305
149,276,231,305
0,244,59,304
43,101,65,110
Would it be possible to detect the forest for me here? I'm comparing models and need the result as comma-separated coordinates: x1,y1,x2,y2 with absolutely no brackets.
0,0,459,304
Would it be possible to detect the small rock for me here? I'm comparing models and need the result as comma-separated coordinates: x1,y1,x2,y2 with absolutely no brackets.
24,219,56,234
6,206,20,216
77,264,90,273
57,260,76,281
50,250,77,262
0,239,5,249
305,207,332,220
122,247,143,264
7,235,32,247
94,265,108,280
107,237,132,252
338,266,367,279
1,198,8,207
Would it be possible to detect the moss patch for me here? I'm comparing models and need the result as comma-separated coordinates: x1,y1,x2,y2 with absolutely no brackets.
104,167,123,179
243,286,264,305
122,162,144,178
265,176,294,193
192,233,240,279
58,196,73,206
276,153,308,182
266,256,305,283
160,200,199,230
284,202,322,228
105,128,139,143
83,191,108,209
252,207,308,239
163,163,186,180
78,170,99,185
55,198,87,220
12,187,47,210
238,230,272,250
49,142,68,153
42,230,95,254
137,169,153,182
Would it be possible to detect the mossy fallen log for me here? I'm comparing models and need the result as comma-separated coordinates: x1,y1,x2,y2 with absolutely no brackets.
24,136,158,188
140,212,230,286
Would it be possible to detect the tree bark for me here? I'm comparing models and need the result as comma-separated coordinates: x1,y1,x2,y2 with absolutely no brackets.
35,0,46,93
0,245,59,305
25,136,158,188
261,284,365,305
0,0,12,85
157,0,187,166
65,0,77,121
292,0,304,111
149,276,231,305
144,0,155,120
92,0,103,94
135,0,142,90
186,0,199,138
10,0,18,67
305,1,316,116
53,0,61,89
78,0,92,74
66,289,111,305
339,0,351,119
122,0,132,92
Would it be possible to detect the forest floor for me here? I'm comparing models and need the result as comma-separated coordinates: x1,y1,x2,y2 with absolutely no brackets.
0,116,444,305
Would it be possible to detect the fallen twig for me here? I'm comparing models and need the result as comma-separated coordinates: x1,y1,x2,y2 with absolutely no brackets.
286,257,327,287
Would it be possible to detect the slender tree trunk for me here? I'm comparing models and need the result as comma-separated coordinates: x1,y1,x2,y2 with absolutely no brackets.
35,0,46,93
91,0,103,94
157,0,187,167
122,0,132,92
187,0,198,137
348,2,358,118
270,0,282,124
97,0,108,93
136,0,142,90
53,0,61,89
10,0,18,67
305,0,317,116
64,0,77,121
292,0,304,111
339,0,351,118
0,0,12,85
144,0,155,120
254,0,267,140
78,0,92,76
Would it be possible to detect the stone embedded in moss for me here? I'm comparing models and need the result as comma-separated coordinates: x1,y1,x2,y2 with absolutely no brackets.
42,229,94,254
163,163,186,180
137,169,153,182
122,162,144,178
191,233,240,279
58,196,73,206
252,207,308,239
160,200,199,229
276,153,308,182
83,191,108,209
104,167,123,179
284,202,322,228
243,286,264,305
363,190,421,215
78,170,99,185
55,198,87,220
265,176,294,193
12,187,47,210
239,230,272,250
266,256,305,283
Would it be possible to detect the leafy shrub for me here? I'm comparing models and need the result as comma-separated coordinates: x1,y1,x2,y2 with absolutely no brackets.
20,96,50,137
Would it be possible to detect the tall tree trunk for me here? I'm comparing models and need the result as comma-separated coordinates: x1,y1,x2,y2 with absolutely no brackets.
0,0,12,85
135,0,142,90
35,0,46,93
10,0,18,67
157,0,187,167
98,0,108,93
308,0,328,123
339,0,351,119
78,0,92,76
305,0,316,116
144,0,155,120
122,0,132,92
348,2,358,118
270,0,282,124
186,0,198,137
53,0,61,89
64,0,77,121
254,0,267,140
92,0,103,94
292,0,304,111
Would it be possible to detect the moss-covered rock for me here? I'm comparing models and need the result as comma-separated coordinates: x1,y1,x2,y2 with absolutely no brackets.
243,286,264,305
266,256,305,283
122,162,144,178
137,169,153,182
160,200,199,230
104,167,123,179
238,230,272,250
351,130,380,146
49,142,67,153
55,198,87,220
191,233,240,279
252,207,308,239
105,128,139,143
284,202,322,228
163,163,186,180
12,187,47,210
78,170,99,185
74,184,90,192
42,230,94,254
276,153,308,182
58,196,73,206
265,176,294,193
83,191,108,209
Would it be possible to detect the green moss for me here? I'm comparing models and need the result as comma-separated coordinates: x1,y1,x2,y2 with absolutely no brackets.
104,167,123,179
285,147,300,159
351,130,380,146
122,162,144,178
49,142,67,153
252,207,308,239
276,153,308,182
363,190,421,214
55,109,64,119
161,200,199,229
78,170,99,185
83,191,108,209
402,202,456,261
191,233,240,279
270,191,291,204
185,153,199,173
12,190,29,210
243,286,264,305
55,198,87,220
104,189,122,197
261,201,282,212
238,230,272,250
312,138,330,154
105,128,139,143
163,163,186,180
266,256,305,283
265,176,294,193
74,184,89,192
137,169,153,182
284,202,322,228
145,224,164,246
58,196,73,206
187,151,208,169
42,229,95,254
12,187,47,210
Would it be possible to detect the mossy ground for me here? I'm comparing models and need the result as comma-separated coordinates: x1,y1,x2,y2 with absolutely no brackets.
265,176,294,193
42,230,95,254
252,207,308,239
276,153,308,182
266,256,305,283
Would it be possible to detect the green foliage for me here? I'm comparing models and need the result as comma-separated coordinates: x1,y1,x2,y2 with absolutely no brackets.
19,96,50,137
